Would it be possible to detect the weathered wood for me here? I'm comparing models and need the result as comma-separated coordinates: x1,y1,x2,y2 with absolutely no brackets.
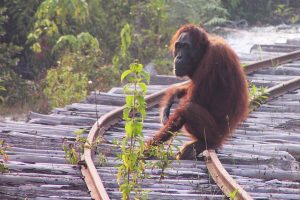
251,44,300,53
5,161,81,175
0,173,85,185
84,92,125,106
28,112,96,126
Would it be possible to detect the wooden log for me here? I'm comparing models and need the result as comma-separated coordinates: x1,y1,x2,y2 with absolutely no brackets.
257,67,300,76
251,44,300,53
84,92,125,106
0,173,86,185
5,162,81,175
0,186,90,199
228,167,300,181
28,112,95,126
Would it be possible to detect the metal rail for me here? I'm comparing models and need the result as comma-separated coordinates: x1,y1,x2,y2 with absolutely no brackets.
203,150,252,200
203,77,300,200
245,50,300,74
81,50,300,200
80,89,171,200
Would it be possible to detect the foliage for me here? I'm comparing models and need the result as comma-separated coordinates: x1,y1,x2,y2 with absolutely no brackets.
97,152,107,167
43,59,88,108
28,0,89,49
222,0,300,25
2,0,41,81
113,23,132,70
0,6,24,104
63,129,87,165
274,4,299,24
54,32,99,55
0,139,12,173
0,80,5,104
168,0,229,28
43,32,101,108
92,65,120,92
116,62,150,200
2,0,40,45
0,6,22,70
147,132,181,181
229,189,239,200
25,0,91,76
248,81,268,110
63,128,102,165
108,1,170,72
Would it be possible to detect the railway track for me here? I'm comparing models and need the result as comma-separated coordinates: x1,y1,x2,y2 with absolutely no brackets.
82,42,300,199
0,37,300,199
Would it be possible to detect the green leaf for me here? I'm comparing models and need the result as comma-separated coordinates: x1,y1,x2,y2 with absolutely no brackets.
32,42,42,53
135,63,143,73
0,96,4,103
125,95,134,106
129,63,137,71
140,108,147,120
0,85,6,91
138,82,147,94
27,33,38,42
74,128,85,136
125,121,133,137
120,23,131,56
121,137,127,152
141,70,150,84
123,107,131,120
133,121,143,136
229,189,239,199
121,69,132,82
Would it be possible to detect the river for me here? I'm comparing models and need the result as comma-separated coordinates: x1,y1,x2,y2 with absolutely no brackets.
224,25,300,54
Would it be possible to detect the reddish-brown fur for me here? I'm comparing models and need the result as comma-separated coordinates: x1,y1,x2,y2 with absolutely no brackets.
147,24,249,159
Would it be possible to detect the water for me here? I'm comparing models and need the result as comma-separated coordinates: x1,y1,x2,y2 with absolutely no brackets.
224,25,300,54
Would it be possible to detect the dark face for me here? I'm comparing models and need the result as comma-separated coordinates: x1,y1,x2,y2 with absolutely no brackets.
173,32,199,77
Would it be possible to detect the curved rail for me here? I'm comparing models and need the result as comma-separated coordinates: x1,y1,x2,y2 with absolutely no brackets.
245,50,300,74
80,88,173,200
203,150,252,200
203,77,300,200
81,50,300,200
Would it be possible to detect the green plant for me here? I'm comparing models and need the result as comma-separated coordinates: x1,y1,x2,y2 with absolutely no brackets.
43,32,102,108
274,4,299,24
228,189,239,200
0,6,24,105
28,0,89,53
113,23,132,71
248,81,268,110
63,128,102,165
0,139,12,173
168,0,229,28
97,152,107,167
275,4,292,16
43,63,88,108
116,62,150,200
0,80,5,104
147,131,181,181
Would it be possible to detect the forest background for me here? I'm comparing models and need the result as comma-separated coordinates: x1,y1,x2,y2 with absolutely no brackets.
1,0,300,115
